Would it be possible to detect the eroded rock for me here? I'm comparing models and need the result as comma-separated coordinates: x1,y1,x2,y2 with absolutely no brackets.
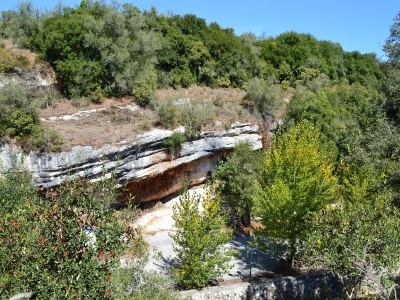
0,123,262,204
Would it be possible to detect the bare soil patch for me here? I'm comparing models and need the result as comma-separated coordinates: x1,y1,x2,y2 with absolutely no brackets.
40,87,257,151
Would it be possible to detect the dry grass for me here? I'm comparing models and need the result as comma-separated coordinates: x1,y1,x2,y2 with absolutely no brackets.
39,86,258,151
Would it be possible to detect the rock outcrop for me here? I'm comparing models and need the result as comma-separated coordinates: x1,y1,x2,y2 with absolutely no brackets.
0,123,262,204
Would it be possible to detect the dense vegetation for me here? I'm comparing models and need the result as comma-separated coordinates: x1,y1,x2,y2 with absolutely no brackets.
1,0,400,298
0,162,181,299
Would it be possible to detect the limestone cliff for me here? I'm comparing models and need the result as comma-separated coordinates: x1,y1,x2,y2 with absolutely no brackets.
0,123,262,204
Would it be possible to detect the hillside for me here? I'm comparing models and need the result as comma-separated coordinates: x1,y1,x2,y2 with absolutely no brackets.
1,2,400,299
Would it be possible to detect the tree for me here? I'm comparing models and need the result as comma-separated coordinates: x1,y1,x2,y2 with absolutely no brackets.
0,1,41,48
253,122,337,262
169,184,234,289
384,11,400,63
382,11,400,124
214,141,262,226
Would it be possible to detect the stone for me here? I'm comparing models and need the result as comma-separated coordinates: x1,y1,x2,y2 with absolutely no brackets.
0,124,262,204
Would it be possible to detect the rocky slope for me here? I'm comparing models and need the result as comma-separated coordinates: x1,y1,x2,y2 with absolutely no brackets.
0,123,262,204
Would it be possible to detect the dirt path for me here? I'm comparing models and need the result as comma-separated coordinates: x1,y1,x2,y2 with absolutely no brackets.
132,186,280,281
133,186,206,234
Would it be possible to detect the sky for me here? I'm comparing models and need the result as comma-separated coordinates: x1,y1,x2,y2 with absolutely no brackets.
0,0,398,60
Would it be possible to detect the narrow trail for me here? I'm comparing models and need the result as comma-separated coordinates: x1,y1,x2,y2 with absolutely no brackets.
132,186,280,282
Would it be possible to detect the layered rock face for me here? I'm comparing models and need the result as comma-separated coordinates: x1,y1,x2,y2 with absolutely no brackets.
0,124,262,204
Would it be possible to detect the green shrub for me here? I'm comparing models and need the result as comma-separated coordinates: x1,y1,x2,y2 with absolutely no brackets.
300,197,400,297
0,48,18,73
0,82,32,117
0,163,144,299
111,258,180,300
31,126,64,152
170,184,234,289
56,59,104,98
132,67,158,107
89,86,105,103
178,99,215,138
157,99,215,137
157,99,179,128
163,131,186,155
212,95,224,107
243,77,284,120
0,82,40,139
32,86,61,109
6,108,39,138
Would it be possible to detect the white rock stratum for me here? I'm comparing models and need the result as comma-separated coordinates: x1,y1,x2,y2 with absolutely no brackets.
0,123,262,204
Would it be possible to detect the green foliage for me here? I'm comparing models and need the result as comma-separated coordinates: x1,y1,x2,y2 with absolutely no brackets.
0,163,144,299
178,99,215,138
56,59,104,98
0,2,41,48
0,82,64,152
1,1,382,97
0,46,29,73
30,2,164,99
30,126,64,152
243,77,284,121
71,96,91,108
253,122,337,261
257,31,382,87
157,99,179,128
300,195,400,296
214,141,262,226
170,184,234,289
342,119,400,203
111,259,179,300
0,82,39,137
384,11,400,63
382,62,400,124
32,86,61,109
286,82,380,155
163,131,186,155
6,108,38,137
132,66,158,107
157,99,215,137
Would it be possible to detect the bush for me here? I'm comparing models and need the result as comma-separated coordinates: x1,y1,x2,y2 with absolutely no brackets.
0,47,19,73
300,197,400,298
6,108,39,138
0,163,143,299
163,131,186,155
157,99,179,128
31,126,64,152
243,77,284,120
157,99,215,137
71,96,91,108
178,99,215,138
169,184,234,289
132,67,158,107
56,59,104,98
32,86,61,109
111,258,179,300
89,86,105,103
0,82,40,139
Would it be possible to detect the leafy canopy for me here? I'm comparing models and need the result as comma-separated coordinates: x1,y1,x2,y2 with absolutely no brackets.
170,184,234,289
254,122,337,261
